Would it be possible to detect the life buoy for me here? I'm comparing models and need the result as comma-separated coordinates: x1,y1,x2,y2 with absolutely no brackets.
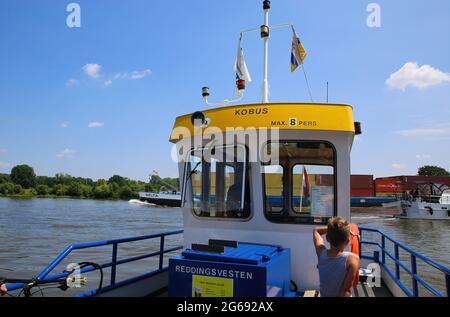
349,224,360,287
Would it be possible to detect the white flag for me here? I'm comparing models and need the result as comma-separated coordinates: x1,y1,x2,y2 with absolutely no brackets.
234,37,252,83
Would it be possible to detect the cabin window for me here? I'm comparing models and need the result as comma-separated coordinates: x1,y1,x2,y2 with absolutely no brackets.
263,141,336,224
263,165,285,213
183,145,250,219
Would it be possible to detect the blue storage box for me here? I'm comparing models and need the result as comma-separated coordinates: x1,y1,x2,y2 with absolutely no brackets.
168,242,292,297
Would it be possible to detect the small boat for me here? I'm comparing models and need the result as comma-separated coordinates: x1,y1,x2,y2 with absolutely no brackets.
398,183,450,220
138,191,181,207
138,171,181,207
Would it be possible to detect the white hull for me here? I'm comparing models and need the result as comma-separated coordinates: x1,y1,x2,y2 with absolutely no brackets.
139,192,181,200
399,201,450,220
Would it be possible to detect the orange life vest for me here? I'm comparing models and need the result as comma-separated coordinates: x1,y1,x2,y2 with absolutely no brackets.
349,224,360,287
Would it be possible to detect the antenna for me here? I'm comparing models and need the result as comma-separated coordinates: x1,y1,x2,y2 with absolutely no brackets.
201,1,299,106
262,0,271,103
326,81,329,103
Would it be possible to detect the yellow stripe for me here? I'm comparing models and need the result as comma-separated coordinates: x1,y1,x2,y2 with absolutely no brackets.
170,103,355,142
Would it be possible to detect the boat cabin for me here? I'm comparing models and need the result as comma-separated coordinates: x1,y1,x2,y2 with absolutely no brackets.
170,102,358,290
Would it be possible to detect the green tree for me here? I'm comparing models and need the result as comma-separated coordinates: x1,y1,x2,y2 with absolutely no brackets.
0,183,15,195
0,174,11,184
36,184,49,195
118,186,137,200
418,165,450,177
54,173,74,185
53,184,68,196
109,182,120,198
96,179,108,186
10,165,36,189
67,182,84,197
12,184,22,194
81,185,93,198
93,184,112,199
109,175,128,187
36,176,55,187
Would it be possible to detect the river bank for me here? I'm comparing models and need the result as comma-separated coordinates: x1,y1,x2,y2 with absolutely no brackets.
1,165,179,202
0,193,133,201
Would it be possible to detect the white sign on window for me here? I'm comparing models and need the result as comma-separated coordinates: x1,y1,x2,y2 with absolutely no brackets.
311,186,334,217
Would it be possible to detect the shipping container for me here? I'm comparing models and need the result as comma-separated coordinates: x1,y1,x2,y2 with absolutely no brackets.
375,176,450,197
350,175,374,197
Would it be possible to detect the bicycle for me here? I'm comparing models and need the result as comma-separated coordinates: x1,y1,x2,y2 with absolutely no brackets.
0,262,103,297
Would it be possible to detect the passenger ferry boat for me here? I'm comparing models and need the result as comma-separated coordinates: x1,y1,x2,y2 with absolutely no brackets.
2,0,449,298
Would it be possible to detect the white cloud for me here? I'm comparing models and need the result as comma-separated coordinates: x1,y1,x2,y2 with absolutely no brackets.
60,122,69,128
130,69,152,80
88,121,104,129
386,62,450,91
66,78,79,87
74,67,151,87
0,149,7,154
0,161,10,169
416,154,431,161
109,69,152,84
113,73,127,80
57,149,76,159
397,127,450,138
392,163,407,170
83,63,102,78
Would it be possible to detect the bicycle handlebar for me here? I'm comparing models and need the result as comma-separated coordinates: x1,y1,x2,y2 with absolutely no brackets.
1,261,101,297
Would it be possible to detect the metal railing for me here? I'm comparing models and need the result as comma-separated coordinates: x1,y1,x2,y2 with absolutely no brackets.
359,227,450,297
6,230,184,296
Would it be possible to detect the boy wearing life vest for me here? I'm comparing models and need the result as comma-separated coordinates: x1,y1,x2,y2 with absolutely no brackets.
313,217,360,297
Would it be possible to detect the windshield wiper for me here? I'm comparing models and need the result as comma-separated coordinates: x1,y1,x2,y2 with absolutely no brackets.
186,161,202,182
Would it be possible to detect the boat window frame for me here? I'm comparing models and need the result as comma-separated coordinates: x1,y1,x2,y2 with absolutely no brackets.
290,163,336,215
262,140,338,225
182,143,252,221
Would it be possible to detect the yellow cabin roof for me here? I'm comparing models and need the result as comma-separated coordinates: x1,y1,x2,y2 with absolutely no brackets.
170,102,355,142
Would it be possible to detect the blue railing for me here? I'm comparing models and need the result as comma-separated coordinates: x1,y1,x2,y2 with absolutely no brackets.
6,227,449,297
359,227,450,297
6,230,184,296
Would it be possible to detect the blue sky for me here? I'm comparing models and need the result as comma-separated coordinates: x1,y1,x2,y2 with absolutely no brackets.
0,0,449,181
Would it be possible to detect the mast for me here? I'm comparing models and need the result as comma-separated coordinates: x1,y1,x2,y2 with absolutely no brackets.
262,0,271,103
202,0,299,106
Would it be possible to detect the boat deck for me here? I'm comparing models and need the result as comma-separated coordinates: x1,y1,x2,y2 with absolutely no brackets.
353,282,392,297
155,282,393,298
302,282,392,297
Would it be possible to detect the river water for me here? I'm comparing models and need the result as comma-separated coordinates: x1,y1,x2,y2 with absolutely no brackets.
0,197,448,297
